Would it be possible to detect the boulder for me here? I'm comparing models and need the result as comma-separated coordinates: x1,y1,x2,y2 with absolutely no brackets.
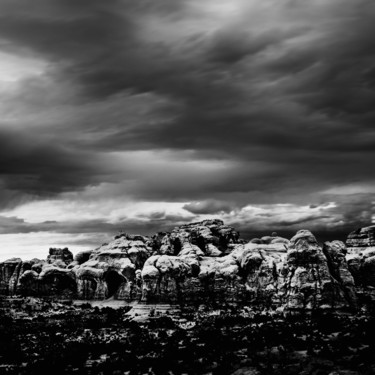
205,243,223,257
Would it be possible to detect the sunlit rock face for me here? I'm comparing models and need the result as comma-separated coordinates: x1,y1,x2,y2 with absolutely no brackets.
72,234,152,300
277,231,356,311
140,219,245,303
153,219,241,256
1,220,373,312
139,226,357,309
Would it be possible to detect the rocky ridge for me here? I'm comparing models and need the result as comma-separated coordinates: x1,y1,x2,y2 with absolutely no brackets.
1,220,373,312
345,225,375,291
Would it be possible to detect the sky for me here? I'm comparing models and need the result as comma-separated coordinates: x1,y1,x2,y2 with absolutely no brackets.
0,0,374,260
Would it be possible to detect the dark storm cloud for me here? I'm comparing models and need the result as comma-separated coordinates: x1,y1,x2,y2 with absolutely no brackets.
323,194,373,232
0,0,374,240
0,215,111,235
0,0,215,101
0,126,121,209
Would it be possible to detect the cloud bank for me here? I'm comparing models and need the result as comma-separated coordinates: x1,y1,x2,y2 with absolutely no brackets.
0,0,374,259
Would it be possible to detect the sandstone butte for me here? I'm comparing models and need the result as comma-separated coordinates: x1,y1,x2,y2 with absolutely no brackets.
1,219,375,312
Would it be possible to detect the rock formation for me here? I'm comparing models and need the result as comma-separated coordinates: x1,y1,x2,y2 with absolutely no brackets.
1,220,374,312
47,248,73,265
141,219,245,303
0,258,22,295
345,225,375,288
346,225,375,249
277,231,356,310
71,234,151,300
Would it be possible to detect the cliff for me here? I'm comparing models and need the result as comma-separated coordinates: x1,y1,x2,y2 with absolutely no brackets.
0,219,373,312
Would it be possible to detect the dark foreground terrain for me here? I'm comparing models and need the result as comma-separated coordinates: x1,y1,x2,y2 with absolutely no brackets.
2,222,375,374
1,298,375,375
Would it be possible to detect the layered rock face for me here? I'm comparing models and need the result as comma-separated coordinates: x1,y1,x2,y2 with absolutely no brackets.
345,225,375,288
346,225,375,249
0,220,372,312
0,258,23,295
141,219,246,303
277,231,356,310
0,254,76,298
7,236,151,299
71,234,151,300
15,249,76,298
153,219,241,256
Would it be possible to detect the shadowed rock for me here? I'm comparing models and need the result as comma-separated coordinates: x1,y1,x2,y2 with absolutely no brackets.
74,250,94,265
345,225,375,289
0,258,22,295
47,248,73,265
346,225,375,249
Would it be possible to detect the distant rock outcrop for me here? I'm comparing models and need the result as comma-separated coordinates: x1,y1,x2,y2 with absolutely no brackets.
1,220,374,312
345,225,375,289
0,258,22,295
153,219,241,256
141,219,245,303
47,248,73,265
346,225,375,249
71,234,151,300
277,231,356,310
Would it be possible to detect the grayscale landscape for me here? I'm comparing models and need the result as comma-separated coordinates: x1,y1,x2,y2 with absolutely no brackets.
0,0,374,374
